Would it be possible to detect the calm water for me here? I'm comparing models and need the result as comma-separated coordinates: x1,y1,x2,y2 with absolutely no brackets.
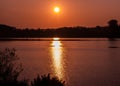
0,38,120,86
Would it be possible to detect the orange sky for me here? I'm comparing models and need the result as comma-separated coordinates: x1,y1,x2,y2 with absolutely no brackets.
0,0,120,29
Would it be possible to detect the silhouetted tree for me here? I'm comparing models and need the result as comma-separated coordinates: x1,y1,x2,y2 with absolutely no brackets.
108,19,118,28
108,19,119,37
0,48,28,86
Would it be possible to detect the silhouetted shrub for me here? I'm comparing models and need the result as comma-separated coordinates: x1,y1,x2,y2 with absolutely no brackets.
31,74,65,86
0,48,28,86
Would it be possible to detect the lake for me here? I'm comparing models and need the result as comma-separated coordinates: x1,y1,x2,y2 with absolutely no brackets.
0,38,120,86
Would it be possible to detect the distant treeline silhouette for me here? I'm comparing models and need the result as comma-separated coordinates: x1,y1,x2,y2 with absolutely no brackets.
0,48,65,86
0,19,120,38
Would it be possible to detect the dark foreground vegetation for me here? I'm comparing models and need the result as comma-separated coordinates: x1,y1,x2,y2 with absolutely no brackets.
0,19,120,38
0,48,65,86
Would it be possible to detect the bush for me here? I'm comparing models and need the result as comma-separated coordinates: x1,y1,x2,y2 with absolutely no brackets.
0,48,28,86
31,74,65,86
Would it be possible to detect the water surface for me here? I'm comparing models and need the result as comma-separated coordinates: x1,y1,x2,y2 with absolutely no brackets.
0,38,120,86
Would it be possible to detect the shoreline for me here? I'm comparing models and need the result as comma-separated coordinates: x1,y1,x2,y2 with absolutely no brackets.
0,38,120,41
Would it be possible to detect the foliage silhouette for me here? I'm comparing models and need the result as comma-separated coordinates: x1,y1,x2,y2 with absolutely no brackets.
108,19,118,28
0,19,120,38
31,74,65,86
0,48,28,86
108,19,120,37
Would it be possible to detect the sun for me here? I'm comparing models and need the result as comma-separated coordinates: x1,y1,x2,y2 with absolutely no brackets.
54,7,60,13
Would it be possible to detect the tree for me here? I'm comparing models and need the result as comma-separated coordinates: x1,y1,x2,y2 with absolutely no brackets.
108,19,119,37
108,19,118,29
0,48,23,85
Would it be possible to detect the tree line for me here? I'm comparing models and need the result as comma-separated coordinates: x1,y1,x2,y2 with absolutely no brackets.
0,19,120,38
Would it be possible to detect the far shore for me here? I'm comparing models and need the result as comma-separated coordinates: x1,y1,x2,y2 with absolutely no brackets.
0,37,120,41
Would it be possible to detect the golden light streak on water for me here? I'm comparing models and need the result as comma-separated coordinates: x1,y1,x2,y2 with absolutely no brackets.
51,38,64,79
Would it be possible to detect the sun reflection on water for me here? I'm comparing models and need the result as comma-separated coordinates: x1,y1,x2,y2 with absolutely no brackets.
51,38,64,79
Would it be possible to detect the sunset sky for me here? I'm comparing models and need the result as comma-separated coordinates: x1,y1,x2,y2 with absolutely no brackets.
0,0,120,29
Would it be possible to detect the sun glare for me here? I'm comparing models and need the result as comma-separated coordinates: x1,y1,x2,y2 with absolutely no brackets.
53,37,60,41
54,7,60,13
51,38,64,79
